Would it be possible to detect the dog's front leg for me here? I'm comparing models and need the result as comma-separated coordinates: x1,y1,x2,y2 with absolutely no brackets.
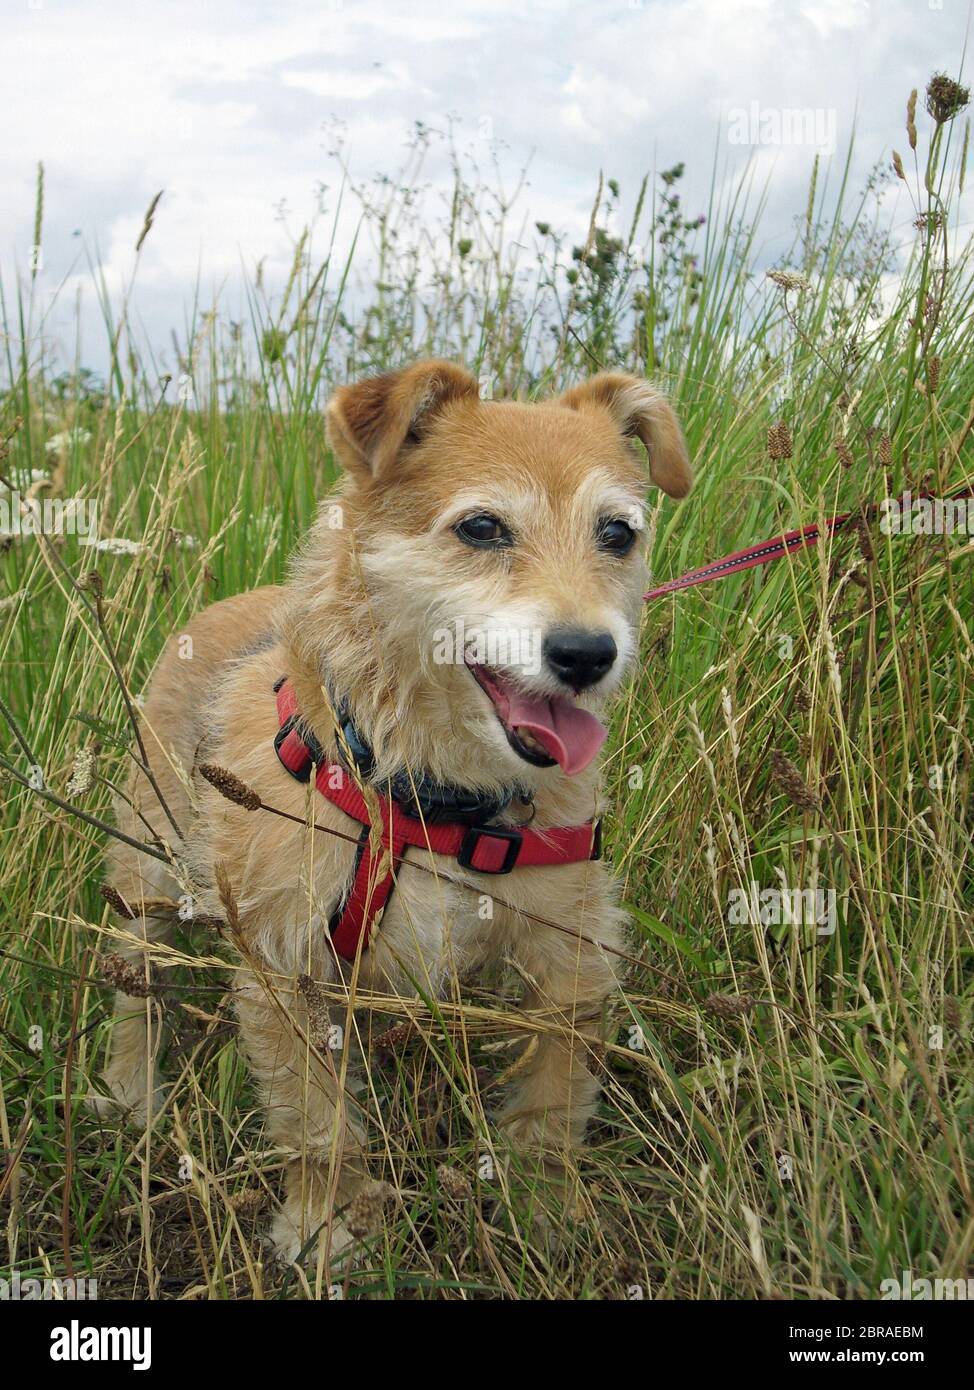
235,971,368,1266
498,906,621,1159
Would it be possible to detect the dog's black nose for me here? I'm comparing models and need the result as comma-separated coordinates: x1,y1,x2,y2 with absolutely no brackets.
543,629,617,691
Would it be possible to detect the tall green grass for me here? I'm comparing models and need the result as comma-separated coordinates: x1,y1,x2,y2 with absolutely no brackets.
1,86,972,1299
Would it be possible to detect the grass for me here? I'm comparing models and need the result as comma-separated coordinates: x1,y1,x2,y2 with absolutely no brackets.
1,85,973,1300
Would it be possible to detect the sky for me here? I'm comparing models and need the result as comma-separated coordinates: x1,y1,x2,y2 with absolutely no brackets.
2,0,972,378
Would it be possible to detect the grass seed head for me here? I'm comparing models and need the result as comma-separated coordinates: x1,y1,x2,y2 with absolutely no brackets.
297,973,333,1051
214,862,241,934
77,570,103,598
767,420,793,460
704,992,755,1020
199,763,262,811
345,1180,395,1239
436,1164,473,1201
101,951,158,998
101,883,138,919
65,744,97,797
834,437,855,469
770,750,821,813
907,89,918,149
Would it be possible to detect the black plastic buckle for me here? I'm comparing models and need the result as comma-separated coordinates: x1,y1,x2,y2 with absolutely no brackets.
590,819,603,861
274,716,313,783
457,825,523,875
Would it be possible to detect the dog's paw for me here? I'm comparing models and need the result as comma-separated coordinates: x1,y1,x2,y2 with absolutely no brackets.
268,1210,357,1269
84,1072,166,1128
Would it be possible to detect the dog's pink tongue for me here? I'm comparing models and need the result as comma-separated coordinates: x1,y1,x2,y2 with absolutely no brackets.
506,689,607,776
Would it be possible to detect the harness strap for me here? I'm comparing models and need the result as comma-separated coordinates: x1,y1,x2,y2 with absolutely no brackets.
273,679,600,960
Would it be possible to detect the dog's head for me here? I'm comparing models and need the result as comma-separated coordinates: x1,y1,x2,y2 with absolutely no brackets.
291,360,690,790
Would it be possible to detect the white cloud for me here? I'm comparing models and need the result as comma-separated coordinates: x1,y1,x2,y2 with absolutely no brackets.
0,0,968,375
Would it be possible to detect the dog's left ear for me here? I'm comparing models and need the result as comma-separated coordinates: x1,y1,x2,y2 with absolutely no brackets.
560,373,692,498
327,359,480,483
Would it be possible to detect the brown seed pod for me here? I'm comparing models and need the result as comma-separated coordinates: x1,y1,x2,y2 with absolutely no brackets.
767,421,793,461
770,750,821,813
199,764,262,811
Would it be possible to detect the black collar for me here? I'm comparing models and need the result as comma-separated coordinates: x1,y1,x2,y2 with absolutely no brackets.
274,677,529,826
335,699,530,825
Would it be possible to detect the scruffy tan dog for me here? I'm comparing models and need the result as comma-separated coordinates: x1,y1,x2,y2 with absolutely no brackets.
90,361,691,1263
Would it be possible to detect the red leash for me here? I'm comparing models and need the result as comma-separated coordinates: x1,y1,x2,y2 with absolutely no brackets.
644,487,974,602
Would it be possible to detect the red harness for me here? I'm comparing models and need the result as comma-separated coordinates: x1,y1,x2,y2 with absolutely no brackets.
273,679,601,961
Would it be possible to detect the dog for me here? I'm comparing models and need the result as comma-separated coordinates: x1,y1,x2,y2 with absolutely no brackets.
89,360,691,1264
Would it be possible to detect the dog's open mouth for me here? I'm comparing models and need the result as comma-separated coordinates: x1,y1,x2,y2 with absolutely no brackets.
466,661,607,775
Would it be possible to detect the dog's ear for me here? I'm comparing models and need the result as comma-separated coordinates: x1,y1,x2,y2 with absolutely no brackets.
560,373,692,499
326,360,479,482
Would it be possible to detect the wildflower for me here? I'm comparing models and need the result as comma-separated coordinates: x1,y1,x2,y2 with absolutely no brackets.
84,537,145,556
925,73,970,126
766,269,812,294
45,428,91,454
0,468,50,492
914,210,945,236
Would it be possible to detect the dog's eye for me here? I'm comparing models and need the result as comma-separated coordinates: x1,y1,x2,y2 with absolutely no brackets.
454,513,513,548
596,518,636,555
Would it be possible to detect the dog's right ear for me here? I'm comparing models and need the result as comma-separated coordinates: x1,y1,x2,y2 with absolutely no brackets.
326,360,479,483
559,372,692,499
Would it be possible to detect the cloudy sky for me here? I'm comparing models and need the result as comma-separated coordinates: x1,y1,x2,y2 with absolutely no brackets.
2,0,971,376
